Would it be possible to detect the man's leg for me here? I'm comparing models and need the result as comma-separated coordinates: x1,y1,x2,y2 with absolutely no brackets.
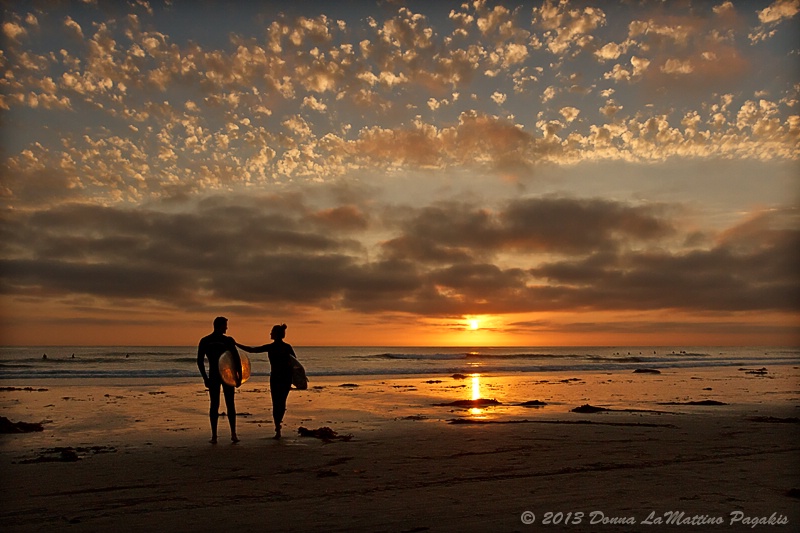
222,384,238,443
209,381,221,444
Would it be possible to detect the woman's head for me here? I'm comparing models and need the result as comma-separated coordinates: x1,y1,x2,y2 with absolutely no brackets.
270,323,287,340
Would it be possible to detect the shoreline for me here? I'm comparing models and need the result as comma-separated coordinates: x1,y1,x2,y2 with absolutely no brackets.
2,367,799,531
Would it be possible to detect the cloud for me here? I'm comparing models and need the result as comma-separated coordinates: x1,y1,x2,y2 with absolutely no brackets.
0,0,796,212
476,3,513,36
287,15,333,47
0,192,796,322
502,42,529,66
611,7,752,92
302,95,328,112
560,106,580,123
529,225,799,313
757,0,799,24
64,16,84,40
534,0,607,56
750,0,800,41
599,99,622,118
661,58,694,75
379,7,433,50
0,195,365,309
387,197,676,261
594,41,624,61
604,55,650,81
2,21,27,43
309,205,369,231
4,93,797,210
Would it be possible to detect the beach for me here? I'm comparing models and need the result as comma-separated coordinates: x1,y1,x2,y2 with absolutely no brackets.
1,366,799,532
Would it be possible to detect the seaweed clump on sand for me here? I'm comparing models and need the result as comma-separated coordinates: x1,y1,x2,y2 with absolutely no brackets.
518,400,548,407
571,404,610,413
298,426,354,442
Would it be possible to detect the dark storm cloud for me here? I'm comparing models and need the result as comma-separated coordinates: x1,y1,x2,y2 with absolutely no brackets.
429,263,528,294
381,197,676,263
0,257,189,300
530,215,800,312
0,195,366,309
0,194,796,317
309,205,370,231
500,197,675,253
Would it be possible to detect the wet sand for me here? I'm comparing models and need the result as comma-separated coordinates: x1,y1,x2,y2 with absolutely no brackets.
1,366,799,532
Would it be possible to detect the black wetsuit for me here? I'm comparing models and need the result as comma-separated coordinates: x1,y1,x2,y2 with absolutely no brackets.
197,332,239,432
248,340,296,427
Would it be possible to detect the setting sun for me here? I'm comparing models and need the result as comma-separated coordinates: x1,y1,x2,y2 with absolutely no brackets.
469,319,479,330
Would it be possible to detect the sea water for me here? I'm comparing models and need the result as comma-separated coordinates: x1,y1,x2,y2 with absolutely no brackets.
0,345,797,380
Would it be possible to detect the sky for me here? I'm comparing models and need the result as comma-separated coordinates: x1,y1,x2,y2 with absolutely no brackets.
0,0,798,347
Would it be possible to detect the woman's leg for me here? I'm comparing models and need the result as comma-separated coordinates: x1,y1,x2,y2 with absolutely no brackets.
270,383,290,438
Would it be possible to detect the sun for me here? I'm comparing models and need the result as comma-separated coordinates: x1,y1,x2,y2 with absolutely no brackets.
469,319,479,330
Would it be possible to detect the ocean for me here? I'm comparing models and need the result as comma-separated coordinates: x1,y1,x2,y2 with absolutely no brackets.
1,345,798,380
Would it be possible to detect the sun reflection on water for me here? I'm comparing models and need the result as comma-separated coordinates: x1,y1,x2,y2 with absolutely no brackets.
470,373,484,416
471,374,481,400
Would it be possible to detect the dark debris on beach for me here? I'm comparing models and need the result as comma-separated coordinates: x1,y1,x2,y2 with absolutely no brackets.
572,404,610,413
397,415,428,421
0,416,44,433
518,400,548,407
740,367,769,375
16,445,116,464
747,416,800,424
571,404,678,415
298,426,354,442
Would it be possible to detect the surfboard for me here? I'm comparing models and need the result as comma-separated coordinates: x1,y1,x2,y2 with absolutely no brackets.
218,350,251,387
289,355,308,390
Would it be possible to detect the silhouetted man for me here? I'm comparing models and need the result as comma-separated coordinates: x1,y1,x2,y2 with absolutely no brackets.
197,316,242,444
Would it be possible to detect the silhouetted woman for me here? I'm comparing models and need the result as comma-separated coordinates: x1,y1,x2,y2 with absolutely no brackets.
236,324,296,439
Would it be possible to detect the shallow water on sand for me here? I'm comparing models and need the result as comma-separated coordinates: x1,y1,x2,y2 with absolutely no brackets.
1,345,797,380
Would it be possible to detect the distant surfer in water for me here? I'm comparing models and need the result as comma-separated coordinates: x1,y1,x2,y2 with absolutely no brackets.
236,324,296,439
197,316,242,444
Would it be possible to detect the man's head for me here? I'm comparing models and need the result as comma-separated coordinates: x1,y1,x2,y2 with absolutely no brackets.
213,316,228,334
